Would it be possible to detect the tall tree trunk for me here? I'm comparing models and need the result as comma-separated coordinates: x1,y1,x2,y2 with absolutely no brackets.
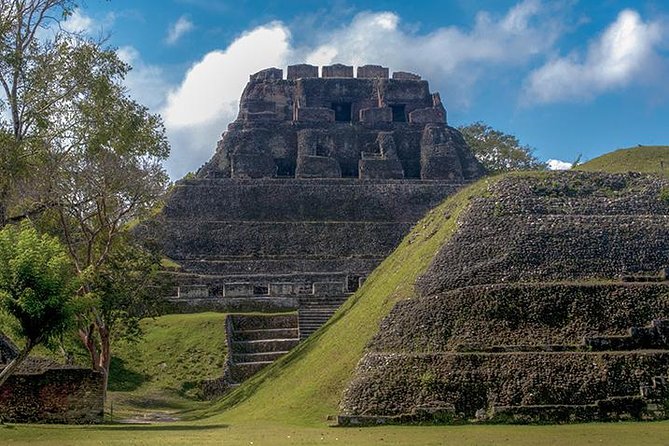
97,321,111,403
0,339,33,388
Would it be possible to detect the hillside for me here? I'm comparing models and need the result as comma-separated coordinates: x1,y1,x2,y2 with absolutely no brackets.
577,146,669,174
108,313,228,419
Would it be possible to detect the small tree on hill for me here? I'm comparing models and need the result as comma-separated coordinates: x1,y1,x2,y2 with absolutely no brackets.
458,122,546,173
0,222,77,387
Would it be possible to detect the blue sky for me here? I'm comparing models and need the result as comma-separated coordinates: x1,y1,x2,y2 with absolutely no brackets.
71,0,669,178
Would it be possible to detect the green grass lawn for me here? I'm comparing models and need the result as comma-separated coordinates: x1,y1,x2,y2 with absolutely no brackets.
577,146,669,175
107,312,229,420
3,420,669,445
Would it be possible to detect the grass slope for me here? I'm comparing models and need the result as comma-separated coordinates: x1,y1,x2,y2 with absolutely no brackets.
108,312,228,418
577,146,669,175
195,178,494,426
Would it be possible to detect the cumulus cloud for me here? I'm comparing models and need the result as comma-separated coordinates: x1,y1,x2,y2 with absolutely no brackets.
160,1,564,178
301,1,560,95
547,159,573,170
524,9,665,104
161,23,291,177
166,15,195,45
62,8,94,34
117,46,171,111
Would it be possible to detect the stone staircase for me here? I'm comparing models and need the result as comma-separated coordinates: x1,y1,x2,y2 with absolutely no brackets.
298,295,350,340
226,313,299,384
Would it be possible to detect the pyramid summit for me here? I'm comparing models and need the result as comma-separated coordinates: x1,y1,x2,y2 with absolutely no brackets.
198,64,484,181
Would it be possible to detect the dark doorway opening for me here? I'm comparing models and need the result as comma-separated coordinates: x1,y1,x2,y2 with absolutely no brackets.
340,160,358,178
275,158,296,177
347,275,361,293
391,104,406,122
332,102,352,122
253,285,269,296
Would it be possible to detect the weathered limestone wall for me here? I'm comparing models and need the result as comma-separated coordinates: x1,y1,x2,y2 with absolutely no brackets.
370,283,669,352
0,364,104,424
340,352,669,417
197,65,485,182
417,172,669,295
164,179,462,222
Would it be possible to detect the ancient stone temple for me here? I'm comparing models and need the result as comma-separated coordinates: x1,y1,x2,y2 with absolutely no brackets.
198,63,482,181
150,64,484,383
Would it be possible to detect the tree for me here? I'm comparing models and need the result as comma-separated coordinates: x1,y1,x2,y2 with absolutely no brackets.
0,221,77,387
0,0,82,223
1,1,170,397
458,122,546,173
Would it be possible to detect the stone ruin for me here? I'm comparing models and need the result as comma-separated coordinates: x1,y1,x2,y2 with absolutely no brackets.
339,172,669,424
199,63,482,181
147,64,485,383
0,332,104,423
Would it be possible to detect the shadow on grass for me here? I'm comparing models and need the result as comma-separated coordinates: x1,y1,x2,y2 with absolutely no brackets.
89,423,229,431
108,357,148,392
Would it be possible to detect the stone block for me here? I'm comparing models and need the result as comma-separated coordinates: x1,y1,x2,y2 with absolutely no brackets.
224,283,254,297
250,67,283,82
359,159,405,179
313,281,346,295
231,153,277,178
270,283,295,295
409,107,444,124
0,367,104,423
295,107,335,123
245,99,276,113
295,155,342,178
243,111,278,122
178,285,209,298
322,64,354,78
287,64,319,80
392,71,421,80
359,107,392,124
357,65,389,79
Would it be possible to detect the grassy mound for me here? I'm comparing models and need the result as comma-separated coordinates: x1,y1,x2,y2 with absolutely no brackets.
108,312,228,418
577,146,669,175
196,178,494,426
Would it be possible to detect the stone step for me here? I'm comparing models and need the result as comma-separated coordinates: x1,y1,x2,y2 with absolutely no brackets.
230,313,298,331
233,328,299,341
161,221,412,259
177,257,382,276
229,361,274,383
232,351,290,363
231,338,300,354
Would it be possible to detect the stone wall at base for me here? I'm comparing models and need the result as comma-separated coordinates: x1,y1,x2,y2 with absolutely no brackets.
340,351,669,418
0,365,104,424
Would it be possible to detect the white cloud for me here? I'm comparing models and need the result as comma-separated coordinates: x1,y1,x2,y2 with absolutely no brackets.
524,9,665,104
166,16,195,45
302,1,559,94
117,46,171,111
161,23,291,177
547,159,573,170
62,8,94,34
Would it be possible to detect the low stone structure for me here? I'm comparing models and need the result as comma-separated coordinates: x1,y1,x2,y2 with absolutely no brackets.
0,335,104,424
